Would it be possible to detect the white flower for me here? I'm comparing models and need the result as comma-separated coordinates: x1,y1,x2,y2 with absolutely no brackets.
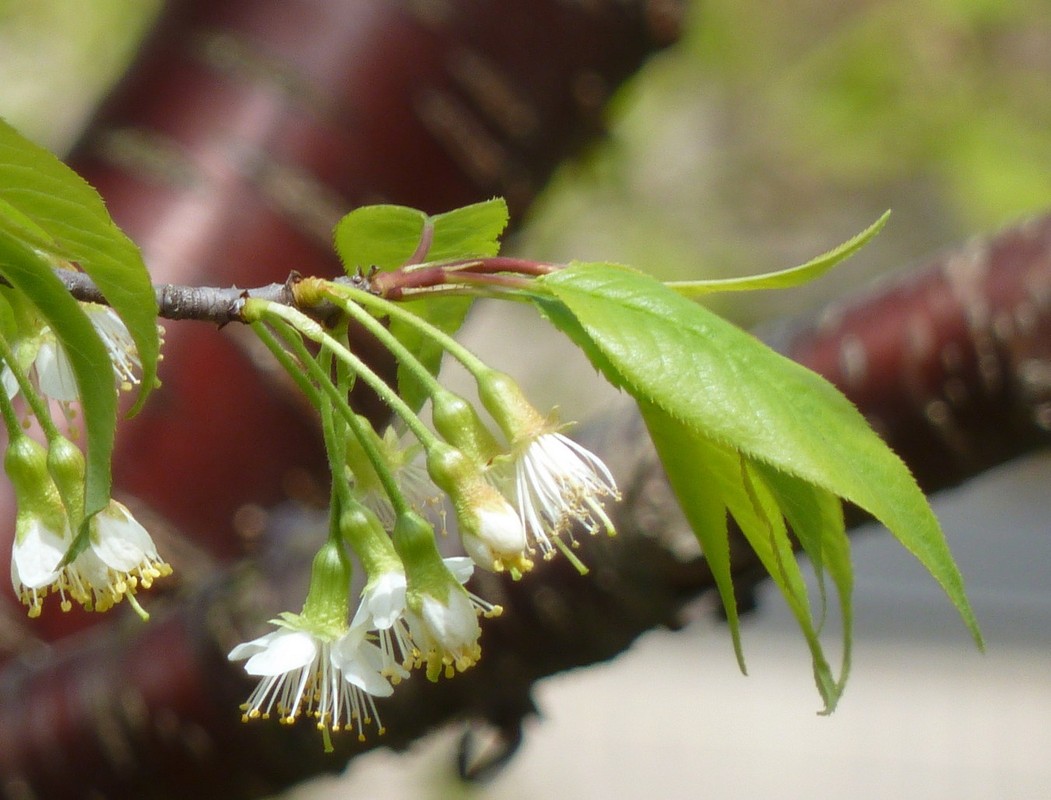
1,304,142,404
406,584,482,681
87,304,142,392
457,484,531,574
507,431,620,558
75,500,172,614
351,570,414,684
228,617,393,740
10,500,170,618
10,515,69,618
351,557,500,683
350,428,443,528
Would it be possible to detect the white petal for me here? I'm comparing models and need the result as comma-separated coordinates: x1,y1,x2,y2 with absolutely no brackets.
72,547,111,588
2,367,18,400
334,637,394,697
442,556,475,585
461,533,497,571
364,571,407,629
11,519,67,589
242,629,318,676
476,503,527,552
90,502,158,571
34,341,78,402
420,590,479,649
228,629,282,662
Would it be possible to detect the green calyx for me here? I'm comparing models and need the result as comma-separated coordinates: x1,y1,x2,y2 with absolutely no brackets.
5,433,67,535
300,539,353,631
430,389,501,466
46,435,86,525
475,368,545,443
391,511,453,603
424,441,477,497
339,501,403,578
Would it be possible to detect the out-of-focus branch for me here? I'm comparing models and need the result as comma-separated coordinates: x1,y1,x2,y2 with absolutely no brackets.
3,212,1051,798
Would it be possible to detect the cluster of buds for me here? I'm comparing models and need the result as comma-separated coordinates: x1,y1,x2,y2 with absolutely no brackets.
1,303,170,620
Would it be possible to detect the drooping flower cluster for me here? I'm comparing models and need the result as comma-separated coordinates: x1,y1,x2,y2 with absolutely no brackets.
11,497,171,617
230,287,621,748
1,292,170,620
228,541,395,741
6,434,170,619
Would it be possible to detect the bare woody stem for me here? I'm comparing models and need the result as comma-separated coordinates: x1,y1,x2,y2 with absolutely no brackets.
50,258,558,323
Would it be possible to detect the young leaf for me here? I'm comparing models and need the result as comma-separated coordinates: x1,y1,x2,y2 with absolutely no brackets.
0,235,115,524
334,205,428,272
667,212,889,297
538,262,982,648
426,198,508,261
0,118,159,414
390,200,507,408
332,198,509,272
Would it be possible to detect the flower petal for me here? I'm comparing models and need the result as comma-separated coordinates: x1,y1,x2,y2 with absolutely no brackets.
34,340,79,402
11,518,67,589
90,502,159,572
242,629,318,676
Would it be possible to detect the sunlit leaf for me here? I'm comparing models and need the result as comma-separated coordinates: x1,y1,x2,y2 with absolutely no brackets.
538,262,981,650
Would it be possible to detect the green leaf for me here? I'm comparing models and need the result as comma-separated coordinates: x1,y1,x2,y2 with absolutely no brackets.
334,205,428,272
426,198,509,261
732,459,839,712
640,401,746,672
644,398,848,711
539,262,982,649
0,118,159,414
332,198,509,273
0,235,115,524
754,462,853,709
667,211,889,297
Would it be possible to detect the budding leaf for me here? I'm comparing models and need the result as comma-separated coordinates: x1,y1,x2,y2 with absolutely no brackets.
0,117,159,414
537,262,981,699
332,198,508,272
